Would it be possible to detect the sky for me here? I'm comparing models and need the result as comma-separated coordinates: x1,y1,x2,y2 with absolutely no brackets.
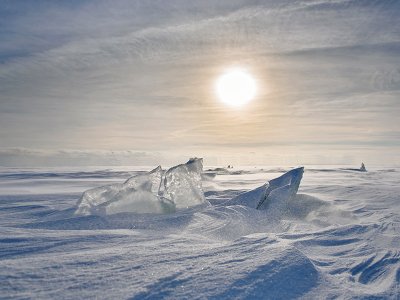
0,0,399,167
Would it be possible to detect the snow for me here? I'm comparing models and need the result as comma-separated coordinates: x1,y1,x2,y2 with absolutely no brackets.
0,164,399,299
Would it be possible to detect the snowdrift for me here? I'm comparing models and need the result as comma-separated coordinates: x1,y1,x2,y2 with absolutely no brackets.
1,165,399,299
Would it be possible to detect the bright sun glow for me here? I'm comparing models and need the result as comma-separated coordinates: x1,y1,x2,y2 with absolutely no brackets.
216,69,256,107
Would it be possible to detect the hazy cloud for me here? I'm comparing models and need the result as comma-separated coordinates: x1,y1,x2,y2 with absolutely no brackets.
0,0,399,166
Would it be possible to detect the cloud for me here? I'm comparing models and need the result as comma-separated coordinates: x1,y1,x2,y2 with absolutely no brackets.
0,148,167,167
0,0,399,166
2,0,399,75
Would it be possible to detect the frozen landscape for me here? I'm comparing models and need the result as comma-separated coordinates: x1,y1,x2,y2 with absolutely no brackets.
0,160,399,299
1,1,400,299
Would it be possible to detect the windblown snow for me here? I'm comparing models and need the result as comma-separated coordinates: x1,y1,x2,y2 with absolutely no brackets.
0,161,399,299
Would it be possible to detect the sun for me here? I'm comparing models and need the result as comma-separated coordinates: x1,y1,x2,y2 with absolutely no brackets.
216,68,256,107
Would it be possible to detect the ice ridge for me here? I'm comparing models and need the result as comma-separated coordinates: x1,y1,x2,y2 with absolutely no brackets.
226,167,304,210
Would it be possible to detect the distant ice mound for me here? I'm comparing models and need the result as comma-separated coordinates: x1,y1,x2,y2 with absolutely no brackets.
342,163,367,172
226,167,304,210
360,162,367,172
75,158,206,216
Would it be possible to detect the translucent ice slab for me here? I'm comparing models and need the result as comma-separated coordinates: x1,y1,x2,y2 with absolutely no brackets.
75,159,206,215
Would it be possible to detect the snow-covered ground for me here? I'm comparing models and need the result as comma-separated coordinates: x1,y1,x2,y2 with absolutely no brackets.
0,165,399,299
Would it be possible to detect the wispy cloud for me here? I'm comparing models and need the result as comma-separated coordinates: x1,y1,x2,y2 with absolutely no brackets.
0,0,399,166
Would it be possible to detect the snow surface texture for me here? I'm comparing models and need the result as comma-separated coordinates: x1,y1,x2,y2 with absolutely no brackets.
0,165,399,299
75,158,206,215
